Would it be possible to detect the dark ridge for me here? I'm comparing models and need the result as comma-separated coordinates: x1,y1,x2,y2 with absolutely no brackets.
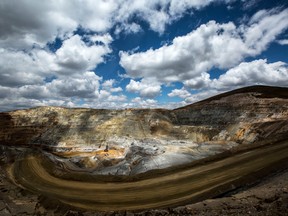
2,85,287,113
174,85,288,111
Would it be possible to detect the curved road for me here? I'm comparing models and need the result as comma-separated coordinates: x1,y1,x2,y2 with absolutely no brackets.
8,140,288,211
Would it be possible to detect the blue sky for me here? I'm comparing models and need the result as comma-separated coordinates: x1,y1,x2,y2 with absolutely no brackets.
0,0,288,111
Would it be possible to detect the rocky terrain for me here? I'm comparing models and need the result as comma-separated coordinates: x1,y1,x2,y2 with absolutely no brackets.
1,85,288,175
0,85,288,214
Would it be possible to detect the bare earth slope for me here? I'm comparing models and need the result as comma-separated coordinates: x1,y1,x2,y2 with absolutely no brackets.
0,85,288,215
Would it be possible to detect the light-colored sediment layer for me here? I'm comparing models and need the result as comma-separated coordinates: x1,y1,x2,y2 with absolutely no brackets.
47,138,236,175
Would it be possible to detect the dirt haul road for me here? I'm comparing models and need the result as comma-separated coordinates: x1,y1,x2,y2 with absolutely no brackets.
7,140,288,211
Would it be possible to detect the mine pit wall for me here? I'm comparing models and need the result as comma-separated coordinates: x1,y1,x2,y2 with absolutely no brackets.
0,107,214,148
1,90,288,150
0,112,46,146
171,93,288,144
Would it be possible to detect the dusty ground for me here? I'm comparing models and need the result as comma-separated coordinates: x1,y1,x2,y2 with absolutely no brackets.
0,167,288,215
1,152,288,215
177,169,288,216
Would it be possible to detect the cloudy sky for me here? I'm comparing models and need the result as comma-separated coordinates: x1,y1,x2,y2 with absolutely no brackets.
0,0,288,111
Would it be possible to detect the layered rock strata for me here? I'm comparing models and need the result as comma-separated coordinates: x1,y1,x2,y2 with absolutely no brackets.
1,86,288,175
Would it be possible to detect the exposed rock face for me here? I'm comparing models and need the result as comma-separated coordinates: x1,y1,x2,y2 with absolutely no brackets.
1,86,288,175
1,85,288,214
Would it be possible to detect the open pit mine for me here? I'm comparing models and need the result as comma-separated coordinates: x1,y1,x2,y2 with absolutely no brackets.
1,85,288,215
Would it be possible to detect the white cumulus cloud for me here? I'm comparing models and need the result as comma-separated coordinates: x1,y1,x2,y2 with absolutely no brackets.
0,1,287,111
168,88,191,99
120,8,288,89
55,34,112,75
126,79,161,98
0,0,229,49
277,39,288,45
212,59,288,89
